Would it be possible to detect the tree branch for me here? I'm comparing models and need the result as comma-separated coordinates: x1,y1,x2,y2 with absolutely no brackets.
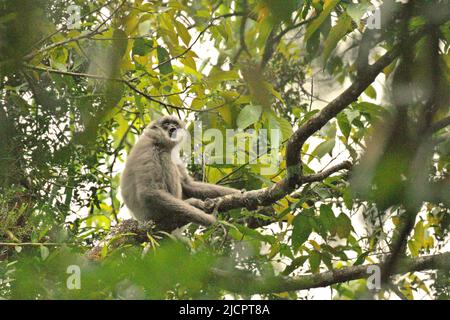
284,43,403,185
431,116,450,132
86,220,449,294
23,64,197,111
301,161,352,183
24,1,126,61
260,16,317,68
30,0,116,50
210,252,450,294
203,31,413,214
151,21,213,72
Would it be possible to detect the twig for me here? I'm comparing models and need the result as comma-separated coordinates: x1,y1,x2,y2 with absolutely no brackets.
24,1,126,61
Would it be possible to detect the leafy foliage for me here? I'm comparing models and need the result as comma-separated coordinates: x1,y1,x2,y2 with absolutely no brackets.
0,0,449,299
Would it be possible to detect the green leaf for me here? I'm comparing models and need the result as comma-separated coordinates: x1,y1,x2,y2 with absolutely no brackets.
353,252,369,266
337,112,351,139
413,221,425,245
321,252,334,270
156,46,173,75
276,116,293,140
336,213,353,238
305,0,341,41
347,3,371,23
265,81,285,105
264,0,303,23
310,139,335,160
282,256,308,275
40,245,49,261
292,212,313,249
408,239,419,257
132,38,153,56
234,223,275,244
343,189,353,210
321,13,353,63
364,85,377,99
309,251,321,273
319,204,336,234
237,105,262,129
112,29,128,58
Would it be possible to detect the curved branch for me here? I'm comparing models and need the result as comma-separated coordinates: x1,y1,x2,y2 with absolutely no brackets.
210,252,450,294
301,161,352,183
431,116,450,132
204,33,410,214
284,44,402,186
86,220,449,294
23,64,196,111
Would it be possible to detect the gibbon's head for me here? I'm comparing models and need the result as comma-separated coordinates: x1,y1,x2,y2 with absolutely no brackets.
146,115,186,148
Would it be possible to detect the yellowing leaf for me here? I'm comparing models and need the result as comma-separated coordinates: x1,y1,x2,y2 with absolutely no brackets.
237,104,262,129
364,85,377,99
305,0,341,41
408,239,419,257
322,13,353,62
207,70,240,86
175,21,191,46
413,221,425,245
276,116,293,140
218,106,233,126
309,240,321,251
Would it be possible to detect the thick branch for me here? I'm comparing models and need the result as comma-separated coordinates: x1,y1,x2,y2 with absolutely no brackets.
204,34,408,214
431,116,450,132
210,252,450,294
284,45,402,183
86,220,449,294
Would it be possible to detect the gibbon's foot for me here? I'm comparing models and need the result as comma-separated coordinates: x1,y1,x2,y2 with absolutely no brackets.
239,189,258,210
204,198,215,212
243,196,258,211
204,198,223,216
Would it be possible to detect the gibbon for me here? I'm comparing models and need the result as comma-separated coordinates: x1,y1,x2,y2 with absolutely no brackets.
120,115,240,232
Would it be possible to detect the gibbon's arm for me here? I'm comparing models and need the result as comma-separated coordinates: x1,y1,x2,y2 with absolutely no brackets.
183,181,240,200
177,165,240,200
146,190,216,227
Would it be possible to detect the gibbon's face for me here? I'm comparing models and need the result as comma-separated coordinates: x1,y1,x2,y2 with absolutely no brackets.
151,116,185,143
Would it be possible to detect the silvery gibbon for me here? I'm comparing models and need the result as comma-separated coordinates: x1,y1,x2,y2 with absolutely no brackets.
120,115,240,232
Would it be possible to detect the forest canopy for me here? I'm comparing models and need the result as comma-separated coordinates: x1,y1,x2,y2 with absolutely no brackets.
0,0,449,300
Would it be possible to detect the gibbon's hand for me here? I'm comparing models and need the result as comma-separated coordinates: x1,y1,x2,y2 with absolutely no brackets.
185,198,206,210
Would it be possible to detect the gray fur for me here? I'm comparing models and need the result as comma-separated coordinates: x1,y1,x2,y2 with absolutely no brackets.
120,115,239,232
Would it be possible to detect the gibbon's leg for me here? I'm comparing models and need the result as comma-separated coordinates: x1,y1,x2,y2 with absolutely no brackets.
182,181,240,200
143,190,216,228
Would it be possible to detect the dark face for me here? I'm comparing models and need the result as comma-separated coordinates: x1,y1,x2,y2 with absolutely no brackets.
151,116,184,140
